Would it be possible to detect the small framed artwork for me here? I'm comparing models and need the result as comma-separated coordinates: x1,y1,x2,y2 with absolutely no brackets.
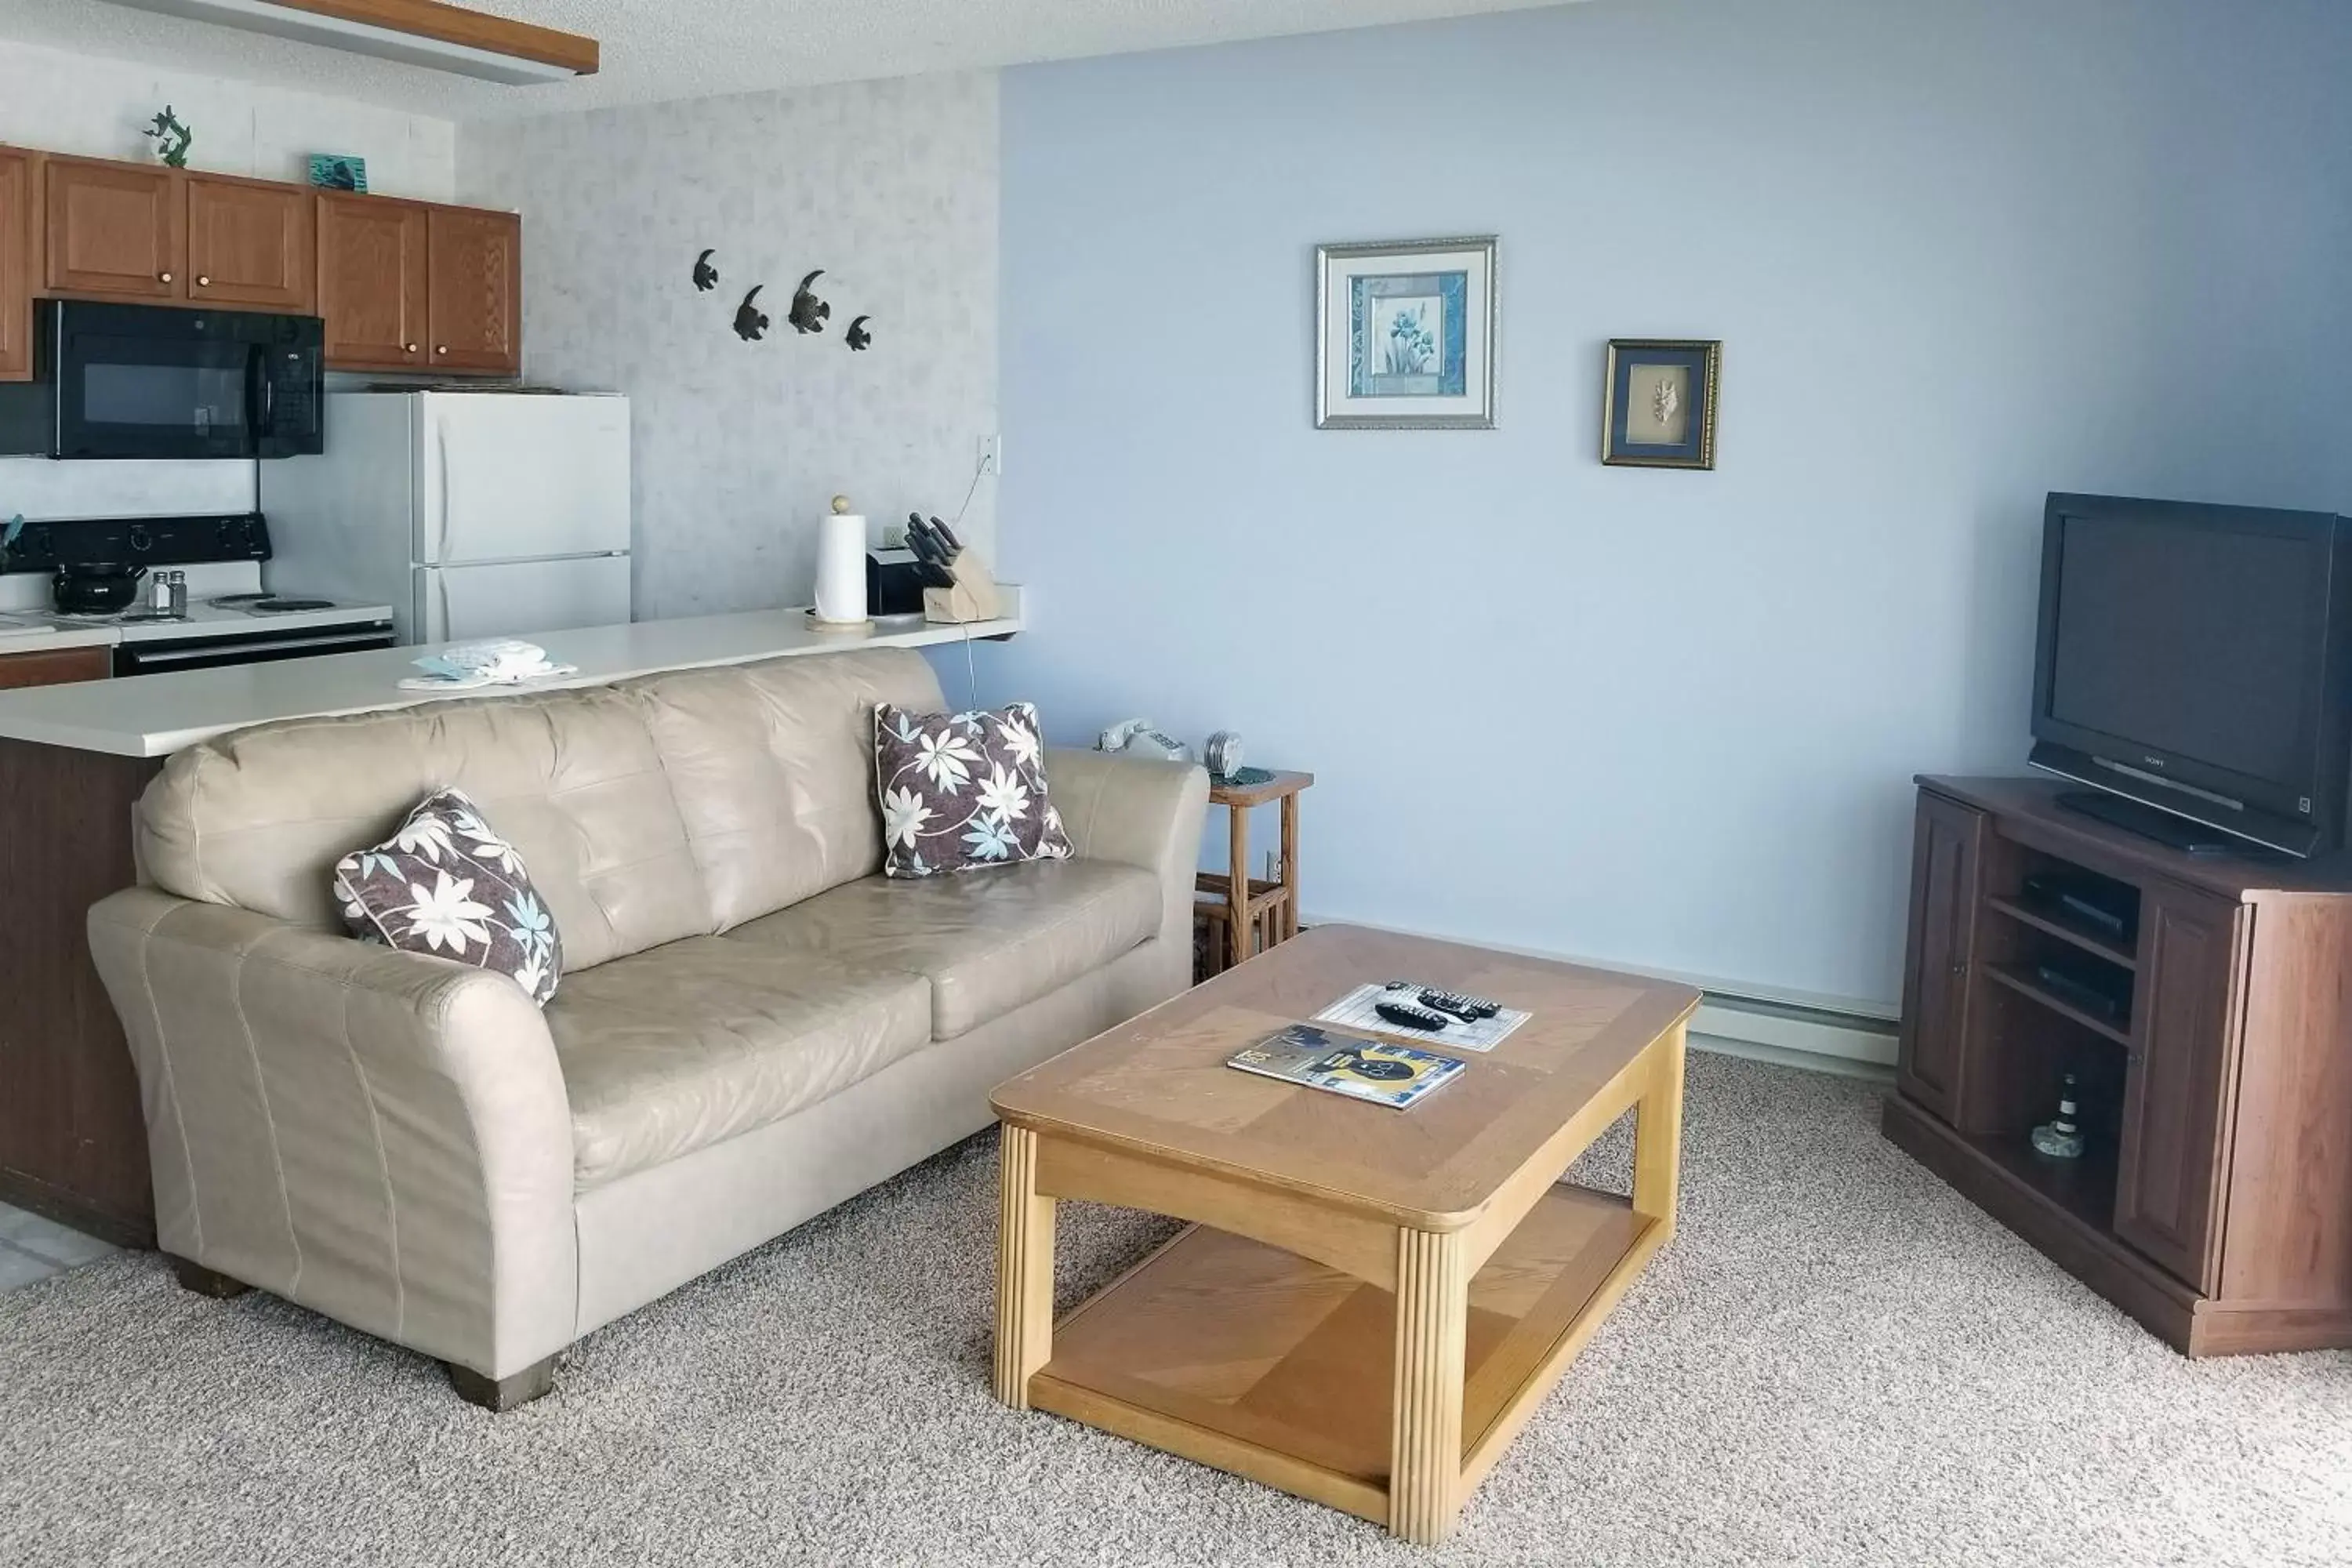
1316,236,1497,430
307,154,368,193
1602,339,1721,469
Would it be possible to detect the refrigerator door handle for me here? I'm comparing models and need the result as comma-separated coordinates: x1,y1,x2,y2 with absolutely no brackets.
436,570,451,643
434,422,453,564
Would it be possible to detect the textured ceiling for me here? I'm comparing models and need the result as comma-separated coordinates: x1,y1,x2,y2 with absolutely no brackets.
0,0,1573,122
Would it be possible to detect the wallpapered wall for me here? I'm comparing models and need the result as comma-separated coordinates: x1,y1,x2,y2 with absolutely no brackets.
0,35,454,194
982,0,2352,1008
460,73,999,622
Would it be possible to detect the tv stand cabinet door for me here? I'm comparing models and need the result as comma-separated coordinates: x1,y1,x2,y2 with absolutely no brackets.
2115,883,2243,1292
1896,792,1984,1124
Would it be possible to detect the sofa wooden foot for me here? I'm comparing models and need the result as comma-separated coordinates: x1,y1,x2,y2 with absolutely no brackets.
444,1356,557,1412
168,1254,251,1298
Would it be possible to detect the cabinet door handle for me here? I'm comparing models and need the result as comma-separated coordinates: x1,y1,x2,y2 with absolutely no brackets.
195,275,209,287
405,343,418,354
1949,960,1967,977
434,345,448,355
158,270,172,283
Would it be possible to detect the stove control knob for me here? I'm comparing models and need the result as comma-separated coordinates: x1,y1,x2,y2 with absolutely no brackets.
129,525,152,553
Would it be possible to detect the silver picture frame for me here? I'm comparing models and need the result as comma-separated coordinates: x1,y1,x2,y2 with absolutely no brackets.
1315,235,1498,430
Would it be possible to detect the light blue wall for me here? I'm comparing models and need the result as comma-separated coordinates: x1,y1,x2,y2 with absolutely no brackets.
980,0,2352,1007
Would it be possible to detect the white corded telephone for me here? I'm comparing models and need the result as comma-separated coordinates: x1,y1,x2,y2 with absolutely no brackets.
1096,718,1194,763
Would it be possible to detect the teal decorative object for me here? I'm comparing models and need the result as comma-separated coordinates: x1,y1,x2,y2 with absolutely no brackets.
145,106,192,169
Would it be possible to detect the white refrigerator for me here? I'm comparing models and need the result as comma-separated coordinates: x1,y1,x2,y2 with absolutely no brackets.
261,391,632,644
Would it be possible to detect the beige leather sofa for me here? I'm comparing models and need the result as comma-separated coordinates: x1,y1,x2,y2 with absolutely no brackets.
87,647,1207,1409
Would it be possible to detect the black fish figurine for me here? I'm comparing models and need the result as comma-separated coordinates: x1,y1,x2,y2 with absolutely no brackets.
788,270,830,334
844,315,872,351
732,285,769,342
692,249,718,292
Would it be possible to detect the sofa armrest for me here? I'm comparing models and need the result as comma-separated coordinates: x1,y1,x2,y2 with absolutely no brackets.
87,887,576,1380
1045,748,1210,951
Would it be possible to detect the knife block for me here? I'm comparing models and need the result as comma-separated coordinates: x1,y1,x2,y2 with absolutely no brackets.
923,546,1003,624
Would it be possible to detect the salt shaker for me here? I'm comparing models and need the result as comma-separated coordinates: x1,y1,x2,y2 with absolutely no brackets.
148,570,172,614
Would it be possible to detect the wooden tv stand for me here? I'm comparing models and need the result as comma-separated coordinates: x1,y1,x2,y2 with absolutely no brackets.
1882,776,2352,1356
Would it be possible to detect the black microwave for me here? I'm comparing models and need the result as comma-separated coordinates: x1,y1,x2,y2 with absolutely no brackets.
0,300,325,460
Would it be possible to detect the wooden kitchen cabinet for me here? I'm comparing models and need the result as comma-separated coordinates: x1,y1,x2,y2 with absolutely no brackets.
186,173,314,311
0,644,109,688
317,191,429,370
0,146,35,381
44,154,183,299
425,205,521,375
5,140,521,374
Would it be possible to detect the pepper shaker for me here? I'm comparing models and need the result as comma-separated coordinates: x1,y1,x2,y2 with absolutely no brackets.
167,570,187,619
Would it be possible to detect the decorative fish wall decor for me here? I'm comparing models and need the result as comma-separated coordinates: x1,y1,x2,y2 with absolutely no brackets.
733,285,770,342
844,316,872,351
692,249,719,292
788,270,831,334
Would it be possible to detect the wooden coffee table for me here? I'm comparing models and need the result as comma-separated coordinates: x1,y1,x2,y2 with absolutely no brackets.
989,924,1700,1544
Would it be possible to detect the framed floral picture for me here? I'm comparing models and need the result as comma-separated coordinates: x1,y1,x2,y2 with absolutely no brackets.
1602,339,1721,469
1316,236,1497,430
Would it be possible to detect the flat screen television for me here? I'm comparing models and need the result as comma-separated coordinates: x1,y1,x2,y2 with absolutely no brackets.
2030,493,2352,858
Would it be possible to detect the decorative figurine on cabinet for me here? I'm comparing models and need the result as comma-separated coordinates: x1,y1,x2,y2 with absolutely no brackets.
145,107,193,169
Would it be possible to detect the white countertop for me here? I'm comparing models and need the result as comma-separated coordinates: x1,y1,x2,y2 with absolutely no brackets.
0,615,114,652
0,590,1024,757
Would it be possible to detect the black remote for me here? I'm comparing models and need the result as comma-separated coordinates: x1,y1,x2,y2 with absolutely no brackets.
1385,979,1499,1020
1375,1000,1450,1032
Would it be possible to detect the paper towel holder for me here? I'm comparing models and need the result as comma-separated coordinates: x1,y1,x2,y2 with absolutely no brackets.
806,494,876,632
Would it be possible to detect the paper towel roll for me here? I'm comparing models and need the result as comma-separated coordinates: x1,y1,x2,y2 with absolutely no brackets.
813,510,868,623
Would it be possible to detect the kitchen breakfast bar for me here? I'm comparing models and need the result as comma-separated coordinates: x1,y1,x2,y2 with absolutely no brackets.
0,599,1024,1244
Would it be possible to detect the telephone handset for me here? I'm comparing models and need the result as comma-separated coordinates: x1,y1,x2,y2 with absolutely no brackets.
1096,718,1194,763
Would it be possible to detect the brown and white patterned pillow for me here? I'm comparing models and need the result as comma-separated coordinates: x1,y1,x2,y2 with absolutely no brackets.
332,787,563,1006
874,701,1073,877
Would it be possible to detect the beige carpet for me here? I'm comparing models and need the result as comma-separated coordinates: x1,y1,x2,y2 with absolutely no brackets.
2,1053,2346,1567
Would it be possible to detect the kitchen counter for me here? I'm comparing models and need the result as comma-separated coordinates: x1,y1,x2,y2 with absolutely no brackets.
0,591,1025,757
0,615,116,652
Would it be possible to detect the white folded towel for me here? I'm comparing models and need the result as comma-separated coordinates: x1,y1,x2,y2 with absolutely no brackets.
396,639,579,691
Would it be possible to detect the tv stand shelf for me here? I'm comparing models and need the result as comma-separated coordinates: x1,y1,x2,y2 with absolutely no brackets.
1882,775,2352,1357
1982,964,2132,1048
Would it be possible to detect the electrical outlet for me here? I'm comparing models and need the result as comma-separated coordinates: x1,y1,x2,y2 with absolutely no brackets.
882,521,906,548
978,434,1002,477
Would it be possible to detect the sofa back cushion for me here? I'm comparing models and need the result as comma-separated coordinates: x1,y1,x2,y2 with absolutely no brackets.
137,683,710,971
633,647,946,930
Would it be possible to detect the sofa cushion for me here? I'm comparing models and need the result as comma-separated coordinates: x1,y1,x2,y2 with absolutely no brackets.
136,684,710,971
546,936,932,1190
631,648,948,931
717,860,1160,1041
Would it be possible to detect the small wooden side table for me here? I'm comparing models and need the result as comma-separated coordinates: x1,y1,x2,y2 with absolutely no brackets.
1194,769,1312,977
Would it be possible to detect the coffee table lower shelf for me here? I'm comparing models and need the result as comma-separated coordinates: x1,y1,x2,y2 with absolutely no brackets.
1025,1181,1663,1531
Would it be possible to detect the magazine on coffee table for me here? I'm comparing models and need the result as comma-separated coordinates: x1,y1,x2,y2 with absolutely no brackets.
1225,1022,1465,1110
1315,981,1530,1053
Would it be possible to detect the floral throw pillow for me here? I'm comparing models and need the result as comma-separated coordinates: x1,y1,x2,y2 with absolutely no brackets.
331,787,563,1006
874,701,1074,877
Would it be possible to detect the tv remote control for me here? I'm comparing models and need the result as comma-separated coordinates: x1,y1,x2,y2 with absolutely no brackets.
1385,980,1500,1020
1375,1000,1450,1032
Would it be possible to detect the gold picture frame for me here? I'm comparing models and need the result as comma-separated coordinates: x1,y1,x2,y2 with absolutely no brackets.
1602,339,1720,470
